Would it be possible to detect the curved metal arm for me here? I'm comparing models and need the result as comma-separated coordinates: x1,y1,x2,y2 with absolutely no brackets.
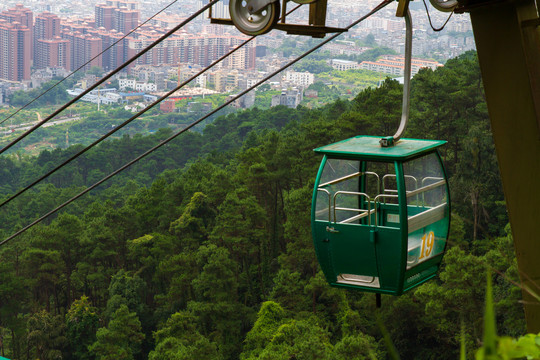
393,9,412,142
380,9,412,147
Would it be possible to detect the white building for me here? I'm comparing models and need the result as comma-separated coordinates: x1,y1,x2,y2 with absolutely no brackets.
359,61,404,76
330,59,360,71
285,71,315,87
360,56,443,76
195,74,207,88
66,88,121,104
271,88,303,108
119,78,158,92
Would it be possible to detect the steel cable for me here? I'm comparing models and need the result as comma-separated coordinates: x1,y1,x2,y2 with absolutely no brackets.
0,4,303,211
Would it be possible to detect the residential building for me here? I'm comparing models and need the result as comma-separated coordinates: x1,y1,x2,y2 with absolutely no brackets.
95,0,139,33
227,91,254,109
359,61,404,76
160,98,176,112
197,0,230,18
114,7,139,34
380,55,443,73
127,33,255,70
34,12,61,38
35,37,71,70
95,4,115,30
0,20,31,81
71,33,103,71
359,55,443,76
118,78,157,92
330,59,359,71
271,88,303,108
0,4,32,28
285,71,314,87
0,4,33,70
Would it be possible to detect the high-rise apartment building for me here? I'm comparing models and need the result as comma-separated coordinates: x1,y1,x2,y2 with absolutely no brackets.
35,37,70,70
95,4,115,30
126,33,256,70
91,28,132,71
0,4,33,29
108,33,131,70
197,0,230,18
0,20,31,81
64,32,103,72
35,12,61,39
0,4,33,64
114,7,139,34
106,0,138,10
95,0,139,33
34,12,62,66
75,34,102,71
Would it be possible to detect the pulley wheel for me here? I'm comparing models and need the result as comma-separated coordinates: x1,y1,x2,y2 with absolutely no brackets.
229,0,280,36
291,0,317,3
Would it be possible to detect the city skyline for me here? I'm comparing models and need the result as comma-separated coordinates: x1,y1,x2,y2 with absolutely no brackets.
0,0,474,87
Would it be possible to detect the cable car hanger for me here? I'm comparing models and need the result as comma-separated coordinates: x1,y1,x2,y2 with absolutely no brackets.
382,0,456,146
380,1,412,147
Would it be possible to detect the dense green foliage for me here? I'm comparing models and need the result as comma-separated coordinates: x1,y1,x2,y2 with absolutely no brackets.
473,273,540,359
280,36,397,65
293,59,334,74
9,79,73,108
0,52,526,359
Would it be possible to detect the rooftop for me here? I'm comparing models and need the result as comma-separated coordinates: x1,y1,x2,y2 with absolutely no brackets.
314,135,447,161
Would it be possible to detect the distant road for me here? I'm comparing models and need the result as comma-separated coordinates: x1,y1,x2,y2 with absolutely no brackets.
0,116,81,136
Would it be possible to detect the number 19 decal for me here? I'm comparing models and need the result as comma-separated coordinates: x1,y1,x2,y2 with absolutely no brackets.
419,231,435,260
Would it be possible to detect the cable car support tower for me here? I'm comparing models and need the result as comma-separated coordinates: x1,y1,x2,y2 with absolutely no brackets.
458,0,540,332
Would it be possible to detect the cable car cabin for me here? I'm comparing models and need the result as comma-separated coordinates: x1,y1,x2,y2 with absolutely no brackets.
311,135,450,295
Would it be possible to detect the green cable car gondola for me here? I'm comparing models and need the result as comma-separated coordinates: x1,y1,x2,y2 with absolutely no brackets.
310,9,450,296
311,136,450,295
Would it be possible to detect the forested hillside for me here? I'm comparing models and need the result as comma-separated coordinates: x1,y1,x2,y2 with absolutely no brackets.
0,51,524,359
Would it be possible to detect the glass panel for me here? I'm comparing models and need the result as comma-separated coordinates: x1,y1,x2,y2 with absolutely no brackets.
367,161,399,227
316,158,361,223
404,152,449,269
315,159,399,226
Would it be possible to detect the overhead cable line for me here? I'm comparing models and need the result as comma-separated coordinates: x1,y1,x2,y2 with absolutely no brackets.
0,0,183,127
0,0,393,247
0,0,219,156
0,32,256,210
0,4,303,211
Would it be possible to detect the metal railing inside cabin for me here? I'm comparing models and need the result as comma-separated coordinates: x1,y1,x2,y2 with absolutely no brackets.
317,172,447,229
317,171,380,223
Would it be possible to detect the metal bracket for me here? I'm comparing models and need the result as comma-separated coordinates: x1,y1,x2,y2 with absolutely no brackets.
247,0,278,14
396,0,411,17
521,17,540,28
379,136,395,147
